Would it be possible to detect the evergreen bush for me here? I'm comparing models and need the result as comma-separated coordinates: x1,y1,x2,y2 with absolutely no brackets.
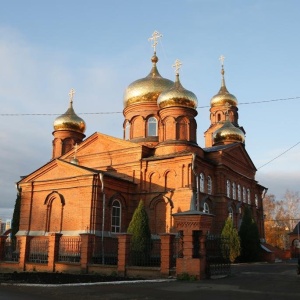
221,216,241,263
238,206,261,262
127,200,152,265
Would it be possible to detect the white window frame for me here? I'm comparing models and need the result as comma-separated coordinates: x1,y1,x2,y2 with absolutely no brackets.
125,121,130,140
147,117,157,137
207,176,212,195
232,182,236,200
111,200,121,233
226,180,231,198
200,173,205,192
203,202,210,214
238,185,241,201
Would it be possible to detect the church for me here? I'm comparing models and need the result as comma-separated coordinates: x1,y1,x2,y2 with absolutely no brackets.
16,32,267,241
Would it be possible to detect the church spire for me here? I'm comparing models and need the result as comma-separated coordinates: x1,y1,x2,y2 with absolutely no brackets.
204,56,245,147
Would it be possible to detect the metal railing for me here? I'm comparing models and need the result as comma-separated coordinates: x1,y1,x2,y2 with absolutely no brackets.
171,232,184,267
129,238,161,267
58,237,81,263
205,234,231,278
28,238,49,264
3,239,20,262
91,236,118,265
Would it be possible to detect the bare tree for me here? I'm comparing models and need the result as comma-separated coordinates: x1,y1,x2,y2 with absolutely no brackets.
263,190,300,249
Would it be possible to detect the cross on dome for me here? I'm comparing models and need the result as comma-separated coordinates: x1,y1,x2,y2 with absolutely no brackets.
148,31,163,52
69,88,75,103
219,55,225,68
173,59,182,75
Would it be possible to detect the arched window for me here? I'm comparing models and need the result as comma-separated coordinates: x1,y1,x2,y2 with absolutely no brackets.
125,121,130,140
147,117,157,136
111,200,121,233
217,113,221,122
247,189,251,204
232,182,236,200
203,202,210,214
200,173,204,192
226,180,231,198
242,187,246,203
207,176,212,195
255,194,258,207
228,207,234,220
237,185,241,201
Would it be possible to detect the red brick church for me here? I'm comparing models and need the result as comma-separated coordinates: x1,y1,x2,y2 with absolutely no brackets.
16,32,267,246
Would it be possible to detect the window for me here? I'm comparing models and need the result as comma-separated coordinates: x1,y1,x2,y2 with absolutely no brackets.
255,194,258,207
207,176,212,195
226,180,231,198
111,200,121,233
147,117,157,136
237,185,241,201
203,202,210,214
232,182,236,200
242,187,246,203
228,207,234,220
247,189,251,204
125,121,130,140
200,173,204,192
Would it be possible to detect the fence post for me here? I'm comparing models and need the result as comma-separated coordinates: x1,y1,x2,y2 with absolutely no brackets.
17,235,31,271
172,211,214,280
160,233,175,277
117,233,131,277
0,235,8,261
48,233,62,272
80,233,94,273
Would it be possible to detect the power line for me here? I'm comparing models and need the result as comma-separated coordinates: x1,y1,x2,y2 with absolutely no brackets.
1,96,300,116
257,141,300,170
1,95,299,171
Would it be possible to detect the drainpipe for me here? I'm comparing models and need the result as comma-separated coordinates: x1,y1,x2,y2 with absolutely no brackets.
192,153,199,211
99,173,105,264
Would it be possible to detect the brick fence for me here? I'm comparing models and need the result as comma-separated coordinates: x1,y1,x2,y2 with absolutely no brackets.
0,212,216,279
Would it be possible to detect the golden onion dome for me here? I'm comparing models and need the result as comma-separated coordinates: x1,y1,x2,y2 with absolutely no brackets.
123,53,174,108
53,89,86,133
157,72,198,109
210,64,238,108
213,119,245,145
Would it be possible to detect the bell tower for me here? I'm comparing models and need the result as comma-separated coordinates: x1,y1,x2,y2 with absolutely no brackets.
204,55,244,147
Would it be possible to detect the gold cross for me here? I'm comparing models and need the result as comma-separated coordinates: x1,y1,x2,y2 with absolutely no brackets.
148,31,162,52
69,88,75,103
219,55,225,68
172,59,182,75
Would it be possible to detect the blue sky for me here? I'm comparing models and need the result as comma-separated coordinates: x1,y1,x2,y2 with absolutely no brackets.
1,0,300,220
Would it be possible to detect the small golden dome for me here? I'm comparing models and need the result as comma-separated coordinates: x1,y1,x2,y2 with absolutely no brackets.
210,65,238,107
123,53,174,108
213,120,245,145
157,73,198,109
53,89,86,133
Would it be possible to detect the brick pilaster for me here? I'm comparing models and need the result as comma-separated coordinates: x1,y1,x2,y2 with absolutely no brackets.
48,233,62,272
80,233,94,273
117,233,131,276
160,233,175,276
17,235,31,271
